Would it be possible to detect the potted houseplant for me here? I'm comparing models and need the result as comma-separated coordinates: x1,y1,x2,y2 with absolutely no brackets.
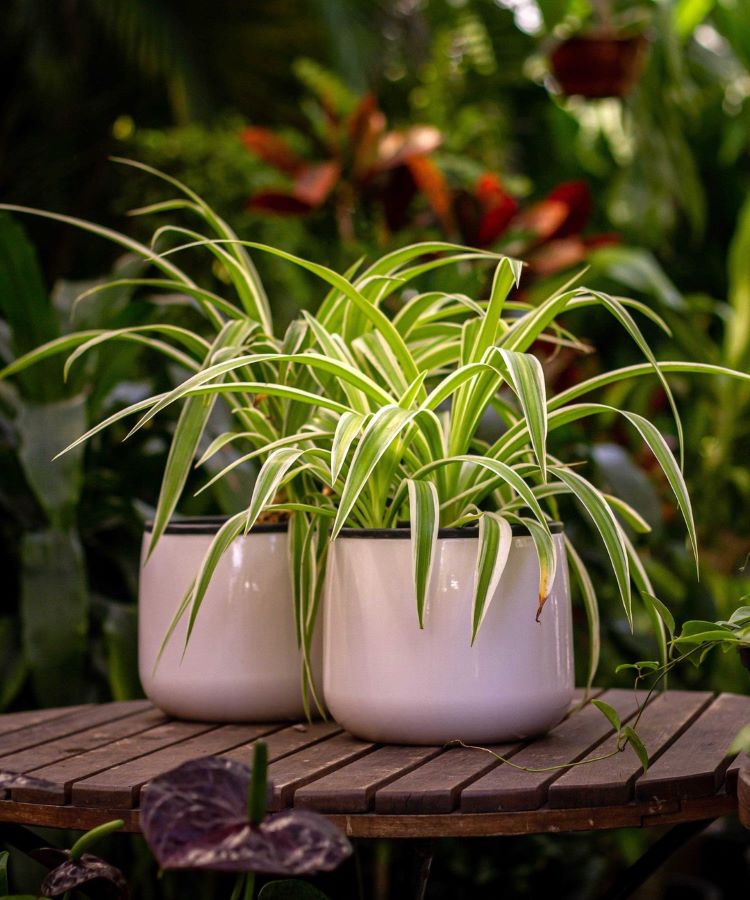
158,247,748,745
541,0,651,99
0,170,494,723
0,162,328,721
5,171,749,742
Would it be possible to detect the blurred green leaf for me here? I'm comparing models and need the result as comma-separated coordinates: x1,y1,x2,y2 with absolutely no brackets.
725,192,750,370
0,213,60,402
0,849,8,895
21,529,89,705
0,618,27,711
673,0,715,38
99,598,143,701
16,395,86,530
729,723,750,755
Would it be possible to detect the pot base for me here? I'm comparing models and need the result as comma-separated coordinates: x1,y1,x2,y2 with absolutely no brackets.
326,687,574,745
144,675,313,723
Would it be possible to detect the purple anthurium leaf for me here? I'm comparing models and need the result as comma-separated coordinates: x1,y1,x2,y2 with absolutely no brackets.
141,757,352,874
40,853,129,899
246,810,352,875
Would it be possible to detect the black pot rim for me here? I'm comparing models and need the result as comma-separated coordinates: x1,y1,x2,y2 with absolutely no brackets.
144,516,287,535
337,522,564,540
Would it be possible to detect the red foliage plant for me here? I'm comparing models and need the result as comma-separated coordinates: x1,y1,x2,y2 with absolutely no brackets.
241,94,617,277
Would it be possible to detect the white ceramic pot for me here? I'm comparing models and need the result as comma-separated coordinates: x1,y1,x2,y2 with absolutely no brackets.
139,517,321,721
323,525,573,745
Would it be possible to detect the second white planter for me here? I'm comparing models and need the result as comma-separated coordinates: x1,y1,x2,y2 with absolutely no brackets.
139,518,322,722
323,525,573,745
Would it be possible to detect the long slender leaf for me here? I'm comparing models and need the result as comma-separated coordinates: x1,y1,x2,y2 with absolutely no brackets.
331,411,367,483
471,512,513,644
332,406,417,538
551,466,632,628
498,349,548,481
243,447,305,534
407,479,440,628
564,536,600,691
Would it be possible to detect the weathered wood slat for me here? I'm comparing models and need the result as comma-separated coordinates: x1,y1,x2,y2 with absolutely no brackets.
223,721,341,767
635,693,750,802
268,733,376,809
0,705,89,737
3,708,168,782
373,690,594,815
296,745,442,813
0,692,745,838
71,722,284,808
0,791,736,838
0,701,151,758
374,742,521,814
460,689,645,813
548,691,713,808
13,719,220,805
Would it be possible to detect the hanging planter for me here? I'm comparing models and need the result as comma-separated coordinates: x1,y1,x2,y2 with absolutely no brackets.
139,517,322,722
323,524,573,745
549,31,648,99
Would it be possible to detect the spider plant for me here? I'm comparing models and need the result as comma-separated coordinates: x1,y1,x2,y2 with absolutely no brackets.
4,168,749,704
125,241,750,694
0,167,500,712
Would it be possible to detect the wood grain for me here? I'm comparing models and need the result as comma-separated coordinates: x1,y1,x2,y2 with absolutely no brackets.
548,691,712,808
635,693,750,803
223,721,341,767
11,716,210,805
0,701,151,758
460,690,646,812
268,732,376,808
0,705,89,737
296,745,442,813
0,692,745,838
71,722,282,808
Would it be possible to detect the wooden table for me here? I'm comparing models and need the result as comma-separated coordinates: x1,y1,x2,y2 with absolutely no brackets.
1,689,748,839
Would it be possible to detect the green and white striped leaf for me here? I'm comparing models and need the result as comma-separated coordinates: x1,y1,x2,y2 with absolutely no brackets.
474,257,523,360
195,430,332,497
497,349,548,481
155,511,246,666
332,405,417,538
509,515,557,620
618,409,698,570
564,536,600,691
331,411,367,483
471,512,513,644
147,393,217,557
243,447,305,534
63,325,207,380
551,465,632,628
407,479,440,629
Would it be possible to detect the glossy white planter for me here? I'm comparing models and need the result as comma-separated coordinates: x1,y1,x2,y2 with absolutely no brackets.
139,518,321,722
323,526,573,745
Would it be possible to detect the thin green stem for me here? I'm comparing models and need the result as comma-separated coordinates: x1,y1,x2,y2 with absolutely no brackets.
248,742,268,825
68,819,124,861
